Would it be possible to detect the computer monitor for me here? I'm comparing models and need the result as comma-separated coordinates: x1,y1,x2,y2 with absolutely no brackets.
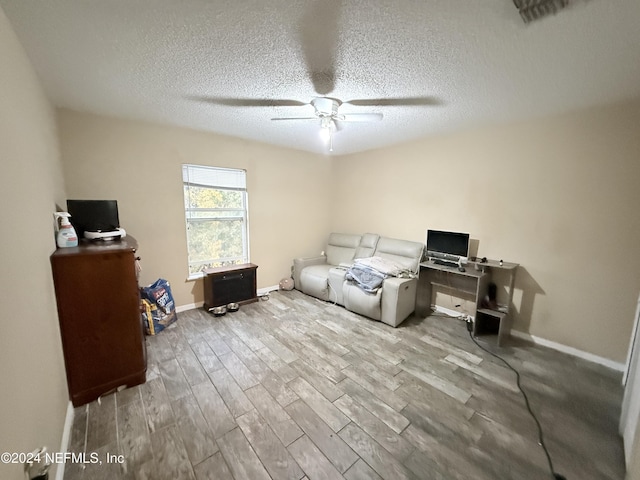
66,199,120,238
426,229,470,260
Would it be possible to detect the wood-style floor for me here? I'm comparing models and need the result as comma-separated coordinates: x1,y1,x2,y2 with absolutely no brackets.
64,290,625,480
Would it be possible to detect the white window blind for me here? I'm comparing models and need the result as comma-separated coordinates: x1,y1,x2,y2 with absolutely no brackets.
182,165,246,191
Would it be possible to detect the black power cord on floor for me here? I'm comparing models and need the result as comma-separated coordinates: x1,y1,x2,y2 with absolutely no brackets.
464,319,567,480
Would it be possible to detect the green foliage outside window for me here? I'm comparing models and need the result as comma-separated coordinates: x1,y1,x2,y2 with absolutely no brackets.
184,185,247,275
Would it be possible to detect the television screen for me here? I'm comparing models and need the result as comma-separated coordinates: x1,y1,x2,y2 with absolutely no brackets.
67,200,120,238
426,230,469,258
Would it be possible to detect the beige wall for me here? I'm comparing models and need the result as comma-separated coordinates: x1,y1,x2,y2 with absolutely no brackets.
58,110,333,306
57,101,640,364
4,2,639,475
0,8,69,480
53,77,640,477
331,100,640,364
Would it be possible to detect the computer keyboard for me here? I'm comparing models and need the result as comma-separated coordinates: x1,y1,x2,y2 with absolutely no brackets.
433,259,458,267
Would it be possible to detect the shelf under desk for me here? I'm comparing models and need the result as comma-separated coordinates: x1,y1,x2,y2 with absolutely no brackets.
416,262,490,318
416,260,518,346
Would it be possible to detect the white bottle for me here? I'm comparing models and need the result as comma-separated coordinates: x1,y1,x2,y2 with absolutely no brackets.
54,212,78,248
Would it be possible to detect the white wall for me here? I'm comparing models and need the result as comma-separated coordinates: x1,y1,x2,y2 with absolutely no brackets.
0,7,69,479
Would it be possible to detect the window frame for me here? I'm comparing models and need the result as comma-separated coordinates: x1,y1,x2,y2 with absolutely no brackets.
182,164,249,280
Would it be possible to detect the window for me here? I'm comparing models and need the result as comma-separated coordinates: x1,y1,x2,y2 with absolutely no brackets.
182,165,248,277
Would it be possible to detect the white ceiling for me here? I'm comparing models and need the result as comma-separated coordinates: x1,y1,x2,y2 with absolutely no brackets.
2,0,639,155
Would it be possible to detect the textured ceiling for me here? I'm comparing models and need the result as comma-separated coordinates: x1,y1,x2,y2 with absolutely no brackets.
2,0,639,155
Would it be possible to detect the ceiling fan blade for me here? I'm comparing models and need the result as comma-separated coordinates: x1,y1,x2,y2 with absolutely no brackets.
271,117,318,121
344,96,441,107
339,113,383,122
191,96,308,107
298,0,342,95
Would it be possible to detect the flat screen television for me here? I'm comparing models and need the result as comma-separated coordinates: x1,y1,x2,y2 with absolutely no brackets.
426,229,470,261
67,199,120,238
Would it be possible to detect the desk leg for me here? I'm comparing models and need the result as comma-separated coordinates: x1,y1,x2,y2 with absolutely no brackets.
497,314,511,347
415,269,432,318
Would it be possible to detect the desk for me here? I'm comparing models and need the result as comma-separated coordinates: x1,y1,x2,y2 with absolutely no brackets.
416,259,518,346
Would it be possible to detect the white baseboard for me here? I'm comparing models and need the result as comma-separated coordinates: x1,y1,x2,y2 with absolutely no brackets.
430,303,623,372
176,301,203,313
258,285,280,296
510,329,625,372
55,401,75,480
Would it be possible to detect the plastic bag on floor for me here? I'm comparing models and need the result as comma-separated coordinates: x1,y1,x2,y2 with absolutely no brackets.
140,278,177,335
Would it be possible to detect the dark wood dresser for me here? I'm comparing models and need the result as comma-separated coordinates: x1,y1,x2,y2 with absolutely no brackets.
203,263,258,310
50,236,146,406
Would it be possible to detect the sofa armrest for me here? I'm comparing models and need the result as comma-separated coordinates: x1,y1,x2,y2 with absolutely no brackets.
293,255,327,289
381,277,418,327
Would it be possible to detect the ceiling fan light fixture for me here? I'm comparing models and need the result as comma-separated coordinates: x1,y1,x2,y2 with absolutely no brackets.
319,125,332,143
319,118,332,138
319,117,335,152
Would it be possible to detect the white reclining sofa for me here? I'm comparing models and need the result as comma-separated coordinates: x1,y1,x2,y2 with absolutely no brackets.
293,233,424,327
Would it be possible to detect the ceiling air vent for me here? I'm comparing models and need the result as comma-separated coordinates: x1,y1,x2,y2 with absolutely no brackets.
513,0,569,23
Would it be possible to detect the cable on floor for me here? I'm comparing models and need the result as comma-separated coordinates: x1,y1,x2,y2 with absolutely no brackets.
464,319,566,480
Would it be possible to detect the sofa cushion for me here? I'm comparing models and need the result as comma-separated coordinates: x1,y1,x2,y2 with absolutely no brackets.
343,282,382,320
299,264,333,301
374,237,424,274
326,233,362,266
293,255,328,291
355,233,379,259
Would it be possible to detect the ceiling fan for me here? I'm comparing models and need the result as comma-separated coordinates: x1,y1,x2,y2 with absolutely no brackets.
192,0,441,151
194,94,438,152
271,97,383,151
271,97,383,124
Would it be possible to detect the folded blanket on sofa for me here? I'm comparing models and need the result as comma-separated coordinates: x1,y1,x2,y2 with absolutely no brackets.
345,264,387,293
354,256,416,278
347,255,418,294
